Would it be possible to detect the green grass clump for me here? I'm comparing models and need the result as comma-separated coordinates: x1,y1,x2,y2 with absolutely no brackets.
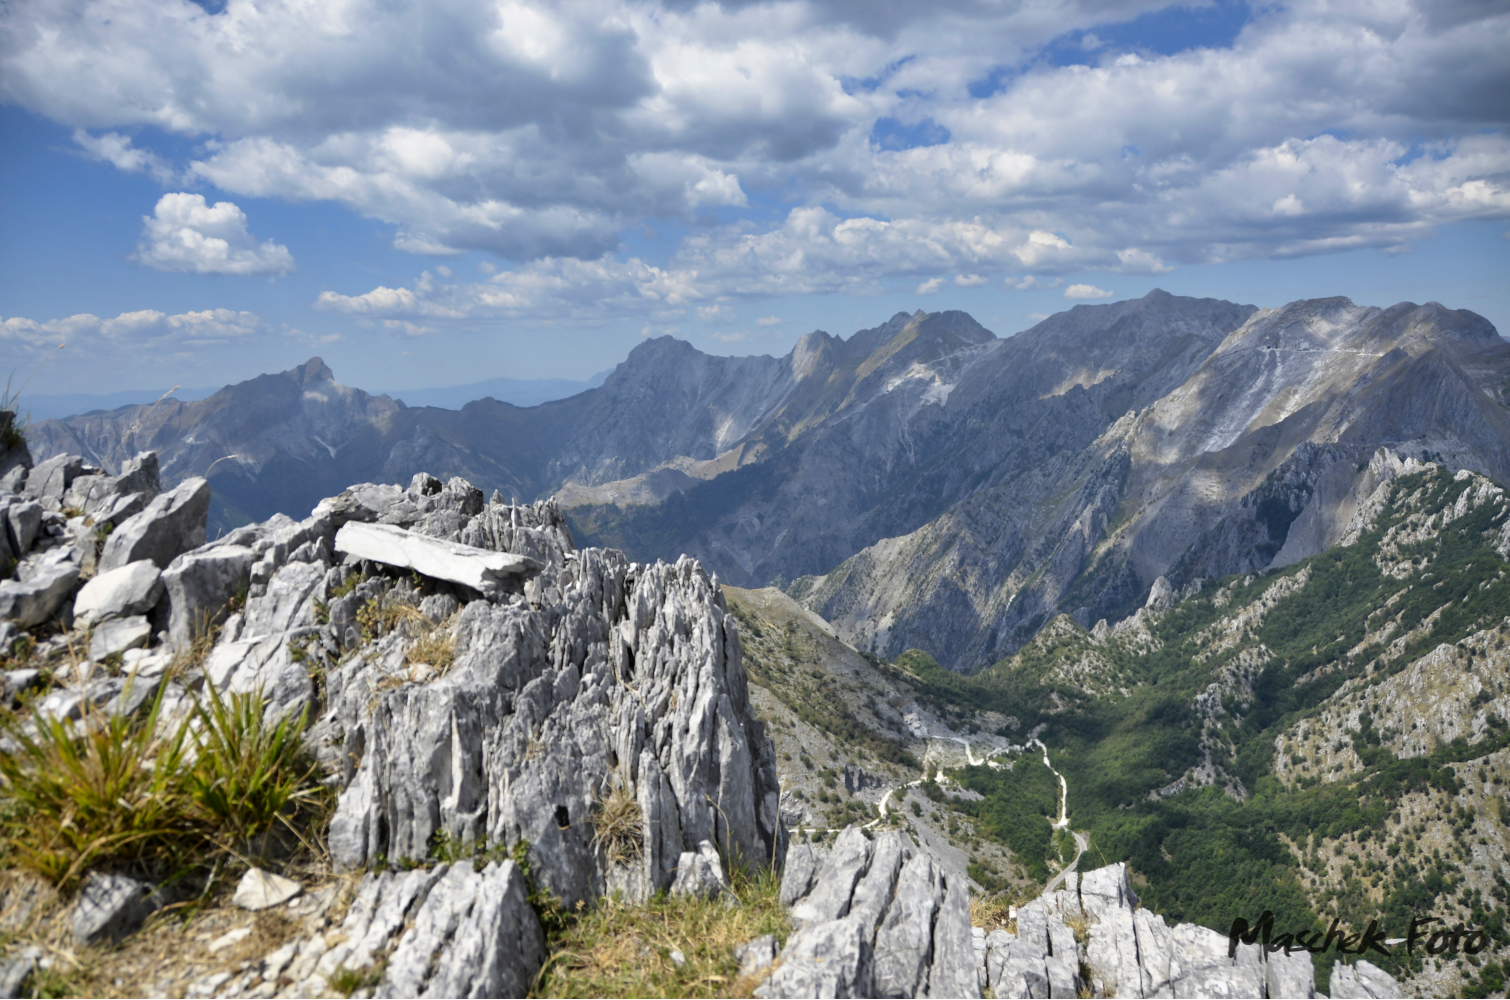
188,684,326,853
532,868,789,999
0,685,195,891
0,681,326,892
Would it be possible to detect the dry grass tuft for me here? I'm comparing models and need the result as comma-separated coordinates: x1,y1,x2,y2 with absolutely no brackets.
532,867,788,999
403,612,458,678
970,894,1017,935
357,597,429,641
591,783,643,868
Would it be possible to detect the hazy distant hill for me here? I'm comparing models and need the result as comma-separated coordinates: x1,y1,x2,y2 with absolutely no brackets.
379,371,609,410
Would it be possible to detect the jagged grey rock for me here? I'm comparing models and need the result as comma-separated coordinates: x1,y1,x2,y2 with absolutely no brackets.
73,560,163,624
63,451,160,516
0,945,42,999
98,477,211,572
736,934,780,979
0,547,78,627
779,840,824,907
162,544,255,648
131,473,787,959
23,454,85,504
0,668,40,708
319,483,784,915
375,861,544,999
5,500,41,558
670,839,732,900
757,830,979,1000
88,615,152,660
1327,960,1403,999
72,872,160,946
232,868,302,911
975,863,1324,1000
334,521,541,594
235,860,545,1000
757,916,875,999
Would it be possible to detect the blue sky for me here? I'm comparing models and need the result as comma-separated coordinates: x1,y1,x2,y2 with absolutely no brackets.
1,0,1507,397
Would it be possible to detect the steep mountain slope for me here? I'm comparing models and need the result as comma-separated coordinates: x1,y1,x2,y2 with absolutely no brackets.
895,457,1510,996
574,293,1253,591
793,298,1510,669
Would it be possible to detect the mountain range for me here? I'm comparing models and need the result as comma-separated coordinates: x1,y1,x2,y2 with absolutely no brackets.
27,290,1509,670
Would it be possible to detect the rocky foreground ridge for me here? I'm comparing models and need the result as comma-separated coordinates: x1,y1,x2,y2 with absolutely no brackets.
0,435,1404,997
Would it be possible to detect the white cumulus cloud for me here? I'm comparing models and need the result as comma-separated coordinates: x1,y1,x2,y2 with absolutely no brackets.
1064,284,1114,300
1,307,272,357
133,194,295,276
0,0,1501,306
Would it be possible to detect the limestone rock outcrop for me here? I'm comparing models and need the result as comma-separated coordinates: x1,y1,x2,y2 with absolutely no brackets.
970,862,1320,999
0,462,787,997
757,828,979,999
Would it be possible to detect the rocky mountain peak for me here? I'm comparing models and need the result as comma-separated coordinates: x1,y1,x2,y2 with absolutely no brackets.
790,330,838,381
293,357,336,386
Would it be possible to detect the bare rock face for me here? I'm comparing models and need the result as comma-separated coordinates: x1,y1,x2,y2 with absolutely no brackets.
178,474,785,906
159,473,785,992
974,863,1321,1000
0,466,784,997
317,488,785,907
757,829,980,999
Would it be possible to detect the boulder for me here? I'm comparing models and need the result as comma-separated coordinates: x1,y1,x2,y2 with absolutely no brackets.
23,454,85,504
333,521,541,595
233,868,302,911
0,411,30,493
6,499,42,557
98,477,211,572
72,872,161,946
73,560,164,624
0,668,41,709
0,944,41,998
240,860,544,999
63,451,160,516
1327,960,1403,999
379,861,545,998
670,840,733,901
88,615,152,660
736,934,780,979
162,544,255,648
0,548,79,627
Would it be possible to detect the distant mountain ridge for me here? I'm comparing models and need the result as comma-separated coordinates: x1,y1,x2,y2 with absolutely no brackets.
18,372,607,423
27,291,1510,670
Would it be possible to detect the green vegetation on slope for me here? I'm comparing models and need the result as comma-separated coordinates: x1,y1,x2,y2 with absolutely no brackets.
731,601,920,771
893,468,1510,988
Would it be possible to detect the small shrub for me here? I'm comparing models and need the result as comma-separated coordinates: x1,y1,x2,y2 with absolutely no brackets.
326,963,384,996
403,615,457,677
357,596,429,641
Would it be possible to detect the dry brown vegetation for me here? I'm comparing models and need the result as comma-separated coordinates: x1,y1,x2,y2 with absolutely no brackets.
532,869,789,999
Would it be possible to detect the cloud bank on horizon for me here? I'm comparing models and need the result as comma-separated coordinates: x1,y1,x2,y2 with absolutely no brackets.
1,0,1507,343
